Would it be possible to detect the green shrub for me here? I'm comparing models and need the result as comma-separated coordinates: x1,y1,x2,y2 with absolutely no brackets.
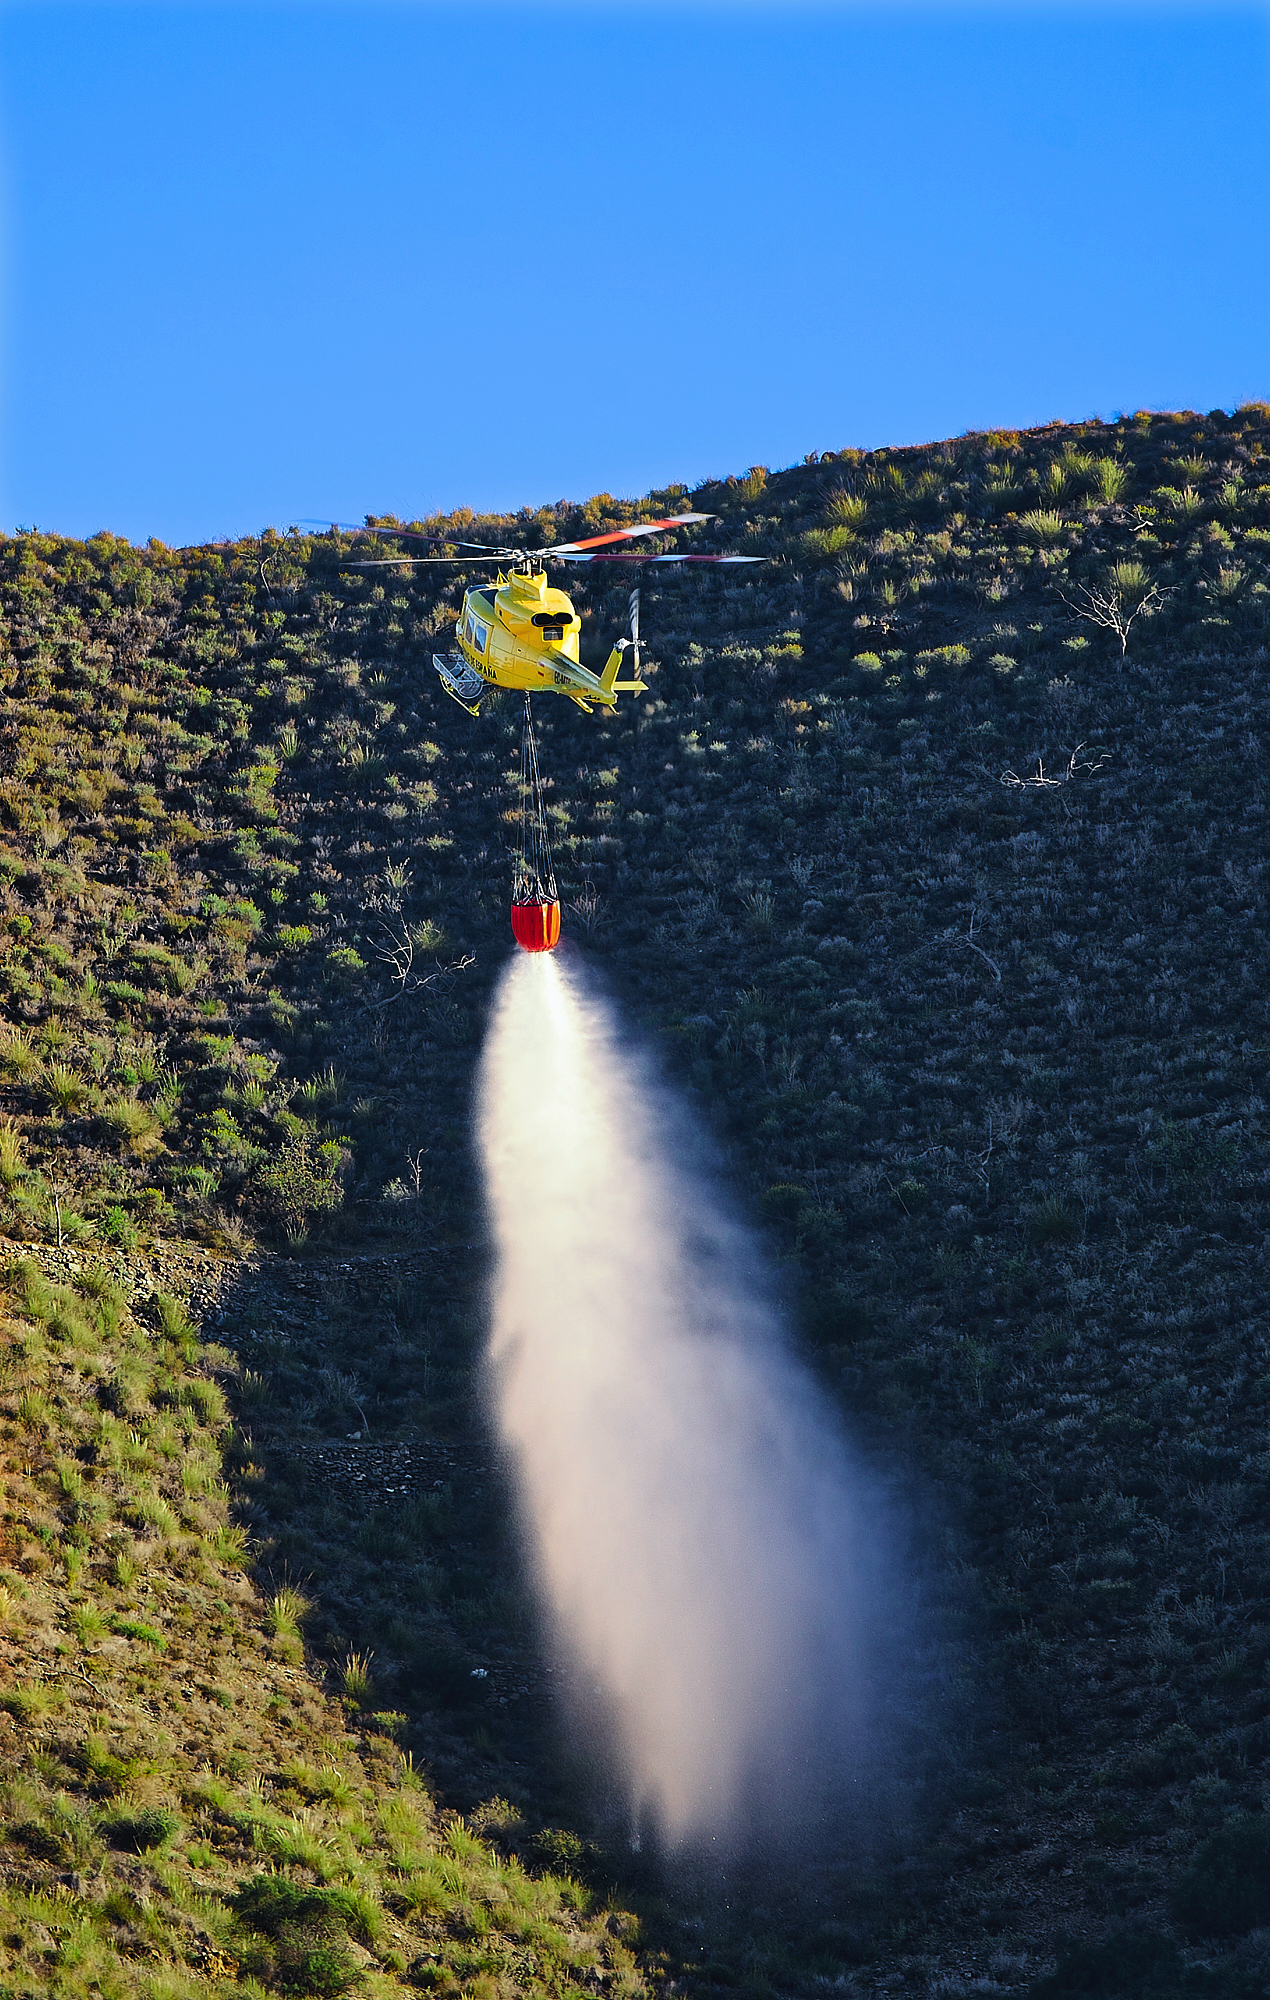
152,1289,196,1346
48,1296,95,1347
1019,509,1067,542
408,919,446,953
275,923,313,952
16,1387,51,1429
0,1119,24,1185
1173,1814,1270,1939
762,1184,807,1222
741,889,774,932
111,1615,168,1648
102,1093,164,1156
201,1105,262,1176
167,952,208,995
369,1710,408,1740
345,744,386,789
202,893,264,945
211,1522,248,1566
0,1680,59,1723
325,944,368,988
253,1134,346,1236
104,1804,181,1852
76,1735,136,1794
801,525,856,562
105,1357,151,1418
232,1875,373,1996
177,1375,229,1426
277,1939,364,1996
342,1649,374,1704
46,1061,91,1112
11,1257,54,1319
1108,558,1153,603
914,645,972,672
823,489,869,527
124,1493,178,1537
237,1877,379,1947
268,1585,312,1638
102,1203,139,1249
76,1263,125,1306
1028,1197,1082,1246
55,1456,86,1506
892,1177,930,1213
1026,1931,1185,1999
1155,483,1204,519
531,1825,592,1874
1094,459,1128,502
291,1077,323,1118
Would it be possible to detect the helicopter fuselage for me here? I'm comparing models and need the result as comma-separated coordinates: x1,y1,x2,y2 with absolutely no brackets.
449,568,644,713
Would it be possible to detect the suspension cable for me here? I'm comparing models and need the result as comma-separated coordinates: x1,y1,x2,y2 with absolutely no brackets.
513,696,558,904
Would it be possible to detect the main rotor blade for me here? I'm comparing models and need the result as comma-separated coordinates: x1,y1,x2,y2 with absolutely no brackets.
309,512,744,563
300,518,517,556
553,552,765,565
342,557,511,569
545,511,717,555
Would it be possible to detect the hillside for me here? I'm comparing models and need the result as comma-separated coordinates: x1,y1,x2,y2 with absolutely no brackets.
2,404,1270,1999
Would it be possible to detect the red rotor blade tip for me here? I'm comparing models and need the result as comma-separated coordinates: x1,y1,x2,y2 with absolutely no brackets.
547,511,717,555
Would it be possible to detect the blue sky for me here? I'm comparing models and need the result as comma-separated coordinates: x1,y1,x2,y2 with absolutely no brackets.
2,2,1267,545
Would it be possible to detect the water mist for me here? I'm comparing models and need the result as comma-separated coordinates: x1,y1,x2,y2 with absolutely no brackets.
478,952,923,1852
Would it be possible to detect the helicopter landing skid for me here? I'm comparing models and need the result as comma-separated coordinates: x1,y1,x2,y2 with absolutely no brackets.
432,652,485,715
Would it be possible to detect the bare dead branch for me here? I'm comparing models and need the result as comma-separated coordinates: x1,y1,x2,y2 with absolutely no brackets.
923,908,1003,984
1061,576,1170,654
1001,743,1110,792
365,920,475,1012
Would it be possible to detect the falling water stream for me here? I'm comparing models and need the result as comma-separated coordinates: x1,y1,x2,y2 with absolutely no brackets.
478,951,921,1851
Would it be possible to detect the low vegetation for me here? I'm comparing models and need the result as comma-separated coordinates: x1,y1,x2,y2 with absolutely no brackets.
3,404,1270,1994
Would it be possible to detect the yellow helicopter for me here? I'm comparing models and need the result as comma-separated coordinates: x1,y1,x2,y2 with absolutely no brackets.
344,512,763,715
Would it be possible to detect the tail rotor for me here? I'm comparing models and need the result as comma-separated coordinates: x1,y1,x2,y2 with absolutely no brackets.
598,585,650,700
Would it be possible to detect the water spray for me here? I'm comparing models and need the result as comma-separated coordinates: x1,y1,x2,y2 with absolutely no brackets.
479,952,921,1851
